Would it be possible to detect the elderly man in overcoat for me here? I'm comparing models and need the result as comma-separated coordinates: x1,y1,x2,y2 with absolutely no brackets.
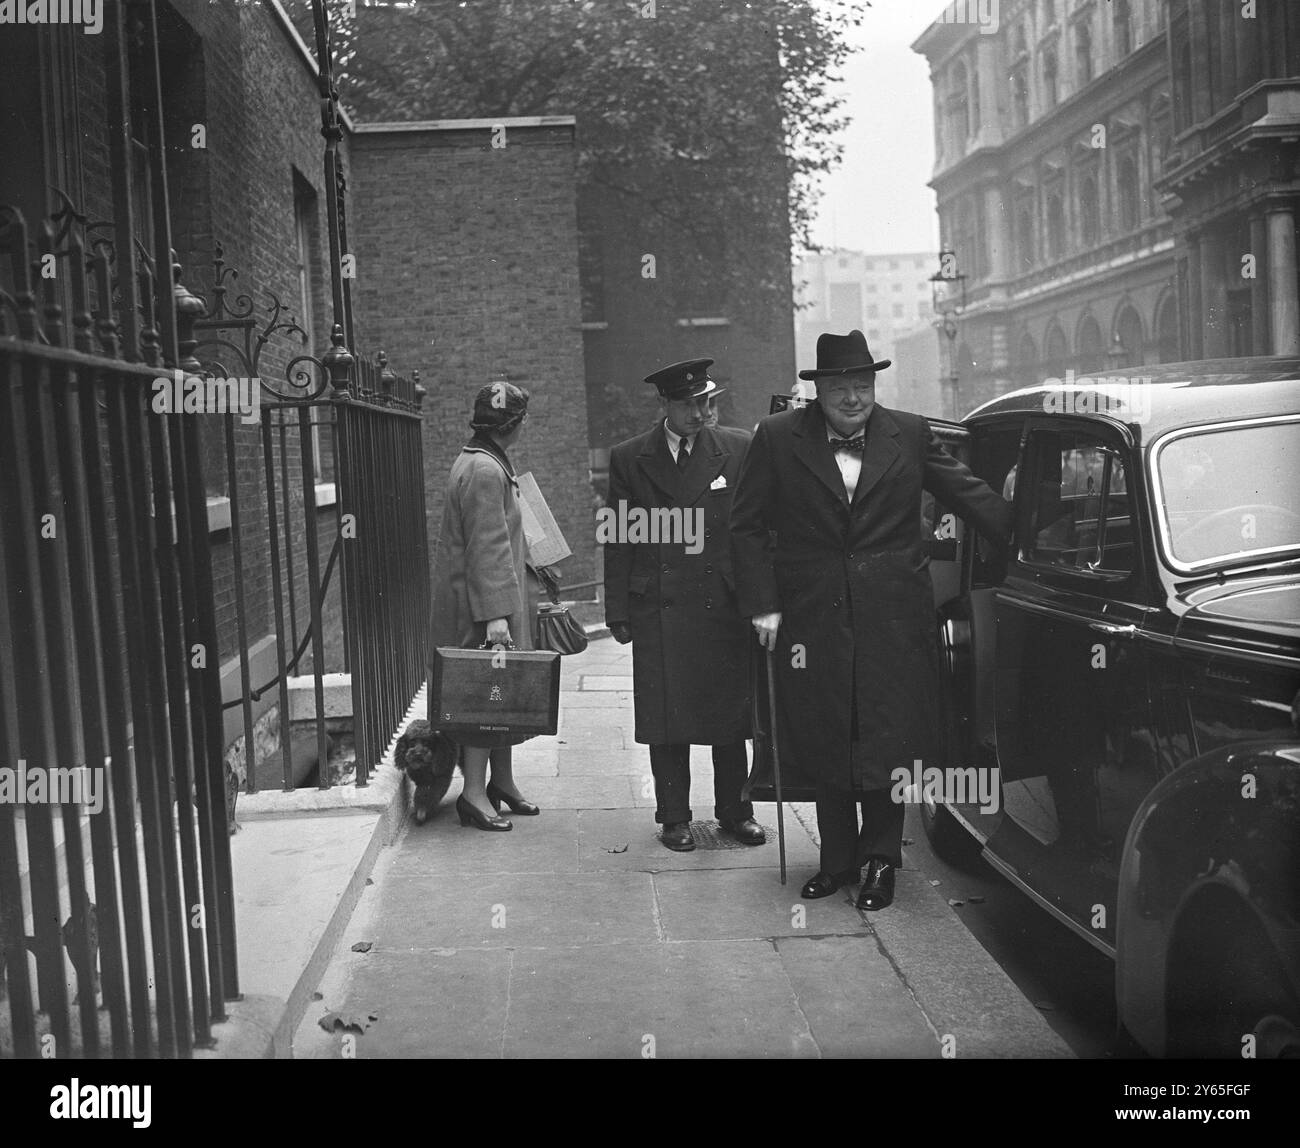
604,358,765,852
730,331,1011,908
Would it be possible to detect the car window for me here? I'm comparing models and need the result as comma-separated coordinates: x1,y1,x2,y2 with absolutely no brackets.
1023,432,1132,575
1155,418,1300,569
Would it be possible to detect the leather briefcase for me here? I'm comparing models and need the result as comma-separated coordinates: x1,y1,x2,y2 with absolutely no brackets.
431,644,561,737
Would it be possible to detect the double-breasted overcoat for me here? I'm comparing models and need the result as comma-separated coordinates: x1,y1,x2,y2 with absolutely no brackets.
604,422,753,745
429,436,537,746
730,402,1011,792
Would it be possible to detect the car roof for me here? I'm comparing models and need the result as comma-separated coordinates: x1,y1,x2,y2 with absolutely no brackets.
965,356,1300,439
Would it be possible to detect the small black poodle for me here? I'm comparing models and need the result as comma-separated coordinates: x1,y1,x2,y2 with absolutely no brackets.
393,719,459,825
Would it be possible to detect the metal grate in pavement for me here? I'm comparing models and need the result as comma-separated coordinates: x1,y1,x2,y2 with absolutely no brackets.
658,820,777,850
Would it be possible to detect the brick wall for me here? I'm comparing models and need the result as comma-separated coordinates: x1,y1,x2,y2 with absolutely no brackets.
347,119,597,588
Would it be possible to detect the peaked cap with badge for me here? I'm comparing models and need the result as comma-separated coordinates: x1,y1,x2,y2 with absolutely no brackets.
644,357,726,401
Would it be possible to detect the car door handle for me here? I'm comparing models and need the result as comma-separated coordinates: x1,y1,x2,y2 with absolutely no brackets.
1088,621,1138,638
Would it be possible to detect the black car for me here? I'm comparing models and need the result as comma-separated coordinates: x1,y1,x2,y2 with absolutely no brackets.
923,356,1300,1058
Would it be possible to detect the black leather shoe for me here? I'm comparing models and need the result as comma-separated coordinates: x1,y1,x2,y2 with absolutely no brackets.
719,816,766,846
660,822,695,852
800,870,858,899
855,858,896,911
456,795,512,832
486,781,540,816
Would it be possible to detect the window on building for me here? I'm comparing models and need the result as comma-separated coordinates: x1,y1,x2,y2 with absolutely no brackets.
869,329,882,342
893,303,905,318
1043,49,1059,109
1079,173,1100,247
1018,206,1035,269
1076,314,1105,372
1117,156,1140,231
838,257,849,269
1011,65,1030,129
1114,0,1133,58
1045,322,1069,378
915,257,926,270
1114,303,1146,365
868,304,879,319
1171,16,1193,132
294,173,327,483
1075,20,1093,85
949,61,971,142
892,282,903,293
1156,293,1181,363
889,260,899,270
1046,192,1066,261
866,283,877,293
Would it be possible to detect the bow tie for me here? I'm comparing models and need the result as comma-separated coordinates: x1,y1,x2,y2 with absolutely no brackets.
829,435,866,454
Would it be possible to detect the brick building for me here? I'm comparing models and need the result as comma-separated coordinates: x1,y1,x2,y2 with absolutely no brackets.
912,0,1299,415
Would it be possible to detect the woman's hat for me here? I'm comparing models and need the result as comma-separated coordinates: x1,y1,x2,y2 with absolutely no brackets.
470,380,530,432
798,330,892,380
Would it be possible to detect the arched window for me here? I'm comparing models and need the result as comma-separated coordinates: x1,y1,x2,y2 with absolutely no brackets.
1076,20,1094,85
1077,314,1104,372
1114,0,1132,58
1079,174,1100,247
1046,192,1066,261
1114,304,1146,366
1117,156,1140,231
1155,294,1181,363
1043,49,1059,109
1045,321,1069,379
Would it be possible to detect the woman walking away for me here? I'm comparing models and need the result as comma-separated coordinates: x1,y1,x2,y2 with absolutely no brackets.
429,381,541,831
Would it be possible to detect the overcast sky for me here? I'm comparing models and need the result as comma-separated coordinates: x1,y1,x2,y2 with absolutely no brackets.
806,0,944,257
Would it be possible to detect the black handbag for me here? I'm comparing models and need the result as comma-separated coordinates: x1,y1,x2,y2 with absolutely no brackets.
529,562,589,655
536,602,589,655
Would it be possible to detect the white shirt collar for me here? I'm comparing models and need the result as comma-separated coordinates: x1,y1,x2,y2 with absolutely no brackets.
663,420,696,455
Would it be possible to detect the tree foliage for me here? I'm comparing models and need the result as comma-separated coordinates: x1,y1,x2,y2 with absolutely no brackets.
287,0,863,322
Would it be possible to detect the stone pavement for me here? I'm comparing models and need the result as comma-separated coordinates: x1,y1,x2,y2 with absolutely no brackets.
293,638,1072,1059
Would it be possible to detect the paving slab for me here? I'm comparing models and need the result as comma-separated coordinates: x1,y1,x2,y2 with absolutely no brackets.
775,935,941,1058
655,866,867,941
370,870,660,950
392,807,580,875
504,940,820,1059
581,675,635,691
576,808,820,873
555,746,649,776
864,869,1073,1059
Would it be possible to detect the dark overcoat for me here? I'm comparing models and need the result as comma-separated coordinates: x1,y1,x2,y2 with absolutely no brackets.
730,402,1011,792
429,437,538,747
604,422,753,745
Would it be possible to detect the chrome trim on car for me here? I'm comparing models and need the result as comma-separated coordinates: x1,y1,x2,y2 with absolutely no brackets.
1149,415,1300,576
978,849,1117,959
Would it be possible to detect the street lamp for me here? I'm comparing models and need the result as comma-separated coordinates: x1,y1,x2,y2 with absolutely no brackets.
930,247,967,419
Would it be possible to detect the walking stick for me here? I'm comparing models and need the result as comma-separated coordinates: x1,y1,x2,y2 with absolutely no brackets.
764,646,787,885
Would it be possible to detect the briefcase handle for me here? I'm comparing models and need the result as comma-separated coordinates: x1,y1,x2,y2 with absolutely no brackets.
478,639,518,652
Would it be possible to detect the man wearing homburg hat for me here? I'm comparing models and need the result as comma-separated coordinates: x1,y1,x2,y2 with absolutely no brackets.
604,359,765,851
729,332,1011,908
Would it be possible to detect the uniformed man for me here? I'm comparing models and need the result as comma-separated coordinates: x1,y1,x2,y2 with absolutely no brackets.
604,359,765,852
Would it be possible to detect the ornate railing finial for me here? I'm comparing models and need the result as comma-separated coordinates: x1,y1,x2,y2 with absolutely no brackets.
322,323,354,397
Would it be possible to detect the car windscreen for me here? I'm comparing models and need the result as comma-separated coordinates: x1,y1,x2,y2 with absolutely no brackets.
1155,418,1300,570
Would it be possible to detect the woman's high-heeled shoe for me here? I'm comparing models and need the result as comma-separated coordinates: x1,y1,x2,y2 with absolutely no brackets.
456,795,512,831
486,781,540,816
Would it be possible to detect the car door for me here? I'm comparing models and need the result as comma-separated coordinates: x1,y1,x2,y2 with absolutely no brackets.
985,418,1159,952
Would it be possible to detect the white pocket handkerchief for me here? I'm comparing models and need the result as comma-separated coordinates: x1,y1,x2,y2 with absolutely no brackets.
710,475,728,490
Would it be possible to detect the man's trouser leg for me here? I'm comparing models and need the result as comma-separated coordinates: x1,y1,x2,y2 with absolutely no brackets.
648,743,692,824
856,787,905,869
711,741,752,823
814,784,862,880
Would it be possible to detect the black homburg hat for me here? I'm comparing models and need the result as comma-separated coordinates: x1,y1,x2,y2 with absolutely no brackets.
798,330,892,380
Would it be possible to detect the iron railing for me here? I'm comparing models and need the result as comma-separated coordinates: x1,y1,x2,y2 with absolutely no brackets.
0,203,237,1059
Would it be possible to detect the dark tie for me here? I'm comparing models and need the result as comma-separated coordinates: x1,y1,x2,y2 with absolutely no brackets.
677,440,691,470
830,435,865,453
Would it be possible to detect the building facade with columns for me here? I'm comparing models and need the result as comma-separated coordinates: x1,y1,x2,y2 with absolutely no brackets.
913,0,1299,417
